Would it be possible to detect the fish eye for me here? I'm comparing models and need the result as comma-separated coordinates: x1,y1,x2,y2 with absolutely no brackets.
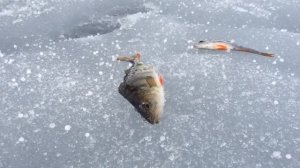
144,104,150,109
140,103,150,110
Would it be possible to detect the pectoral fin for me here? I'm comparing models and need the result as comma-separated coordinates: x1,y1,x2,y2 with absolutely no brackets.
159,74,164,86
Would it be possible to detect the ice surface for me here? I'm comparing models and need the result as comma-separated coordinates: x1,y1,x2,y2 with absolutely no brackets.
0,0,300,168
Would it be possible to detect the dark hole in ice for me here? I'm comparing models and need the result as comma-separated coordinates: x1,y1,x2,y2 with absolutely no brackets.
63,20,121,39
108,6,151,16
62,6,151,39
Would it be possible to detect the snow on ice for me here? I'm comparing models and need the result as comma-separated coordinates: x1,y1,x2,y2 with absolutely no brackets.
0,0,299,167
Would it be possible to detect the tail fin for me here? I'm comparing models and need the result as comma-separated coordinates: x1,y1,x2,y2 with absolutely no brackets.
233,46,274,58
260,52,274,57
116,56,132,62
117,52,142,62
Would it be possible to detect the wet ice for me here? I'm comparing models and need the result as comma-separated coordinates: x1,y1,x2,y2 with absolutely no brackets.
0,0,300,168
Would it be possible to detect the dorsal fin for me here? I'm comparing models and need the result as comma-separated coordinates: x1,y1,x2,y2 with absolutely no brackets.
135,52,141,61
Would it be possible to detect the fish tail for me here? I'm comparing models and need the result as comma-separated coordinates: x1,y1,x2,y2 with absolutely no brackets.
233,46,274,58
259,52,274,57
117,53,142,62
116,56,133,62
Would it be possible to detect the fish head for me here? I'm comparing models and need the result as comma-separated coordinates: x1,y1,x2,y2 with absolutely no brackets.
138,88,165,124
193,41,214,49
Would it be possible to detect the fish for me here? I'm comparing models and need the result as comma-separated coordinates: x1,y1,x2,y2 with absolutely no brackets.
193,40,274,57
117,53,165,124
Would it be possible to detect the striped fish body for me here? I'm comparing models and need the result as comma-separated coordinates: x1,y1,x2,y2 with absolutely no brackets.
117,54,165,124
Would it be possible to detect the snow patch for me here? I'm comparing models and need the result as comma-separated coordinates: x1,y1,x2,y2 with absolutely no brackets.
285,154,292,159
64,125,71,131
86,91,93,96
160,136,166,142
26,69,31,74
271,151,282,159
84,133,90,138
18,137,25,142
49,123,56,129
18,113,24,118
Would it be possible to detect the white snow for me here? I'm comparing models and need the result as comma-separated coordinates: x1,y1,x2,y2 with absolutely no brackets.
144,136,152,142
86,91,93,96
168,154,175,161
285,154,292,159
84,133,90,138
18,113,24,118
163,38,168,43
103,114,109,120
18,137,25,142
93,51,99,55
20,77,26,82
271,151,282,159
64,125,71,131
160,136,166,142
49,123,56,129
26,69,32,74
7,59,14,64
28,110,35,115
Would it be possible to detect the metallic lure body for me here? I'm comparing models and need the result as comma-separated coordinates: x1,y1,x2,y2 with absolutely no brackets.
117,53,165,124
194,40,274,57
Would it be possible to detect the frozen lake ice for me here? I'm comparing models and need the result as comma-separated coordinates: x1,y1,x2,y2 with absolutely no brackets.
0,0,299,167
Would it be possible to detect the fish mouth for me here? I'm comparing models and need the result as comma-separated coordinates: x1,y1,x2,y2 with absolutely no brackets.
193,43,205,49
137,109,160,124
137,104,163,124
193,44,200,48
